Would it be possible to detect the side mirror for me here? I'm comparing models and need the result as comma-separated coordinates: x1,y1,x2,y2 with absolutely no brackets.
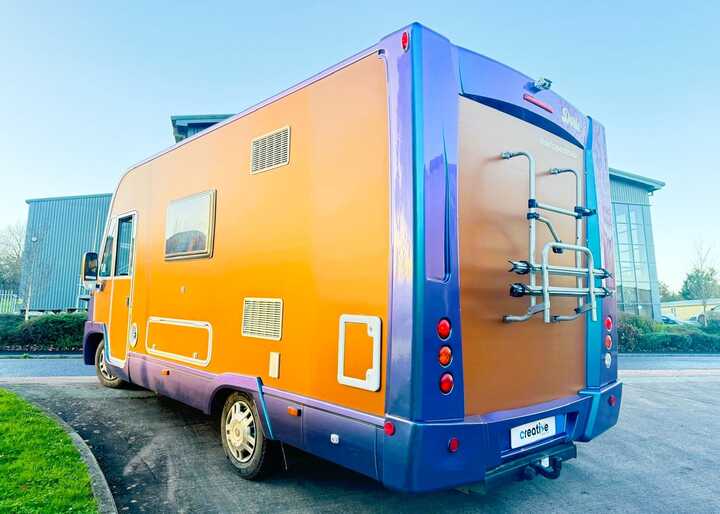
81,251,99,289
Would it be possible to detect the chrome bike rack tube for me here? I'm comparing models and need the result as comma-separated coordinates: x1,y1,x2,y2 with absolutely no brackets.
500,153,612,324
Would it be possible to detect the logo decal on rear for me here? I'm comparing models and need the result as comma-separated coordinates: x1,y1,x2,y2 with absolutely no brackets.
561,107,582,133
539,137,578,159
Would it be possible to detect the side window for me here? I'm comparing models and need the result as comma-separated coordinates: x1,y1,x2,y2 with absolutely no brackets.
115,216,134,276
99,232,114,278
165,190,216,259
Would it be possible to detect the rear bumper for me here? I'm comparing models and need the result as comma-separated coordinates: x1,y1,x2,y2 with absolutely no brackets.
381,381,622,492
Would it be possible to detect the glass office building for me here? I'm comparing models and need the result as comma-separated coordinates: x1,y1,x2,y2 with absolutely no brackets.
609,169,665,319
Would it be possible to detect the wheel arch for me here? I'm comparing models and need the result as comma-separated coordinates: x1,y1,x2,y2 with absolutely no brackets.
83,323,105,365
209,384,275,440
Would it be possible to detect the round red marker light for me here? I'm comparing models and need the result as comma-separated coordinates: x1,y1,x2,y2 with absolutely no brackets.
604,316,613,331
437,319,451,340
608,394,618,407
448,437,460,453
439,373,454,394
604,335,613,350
438,345,452,367
384,420,396,436
401,31,410,52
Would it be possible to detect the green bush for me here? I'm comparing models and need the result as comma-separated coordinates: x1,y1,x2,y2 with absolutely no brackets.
617,314,661,352
618,314,720,353
637,330,720,353
0,313,87,351
0,315,24,343
703,320,720,335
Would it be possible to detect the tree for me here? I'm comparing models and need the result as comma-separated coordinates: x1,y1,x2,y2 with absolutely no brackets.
680,244,720,325
658,281,682,302
0,221,25,291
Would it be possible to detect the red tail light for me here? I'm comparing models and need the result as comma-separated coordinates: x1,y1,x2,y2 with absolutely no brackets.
448,437,460,453
437,319,451,340
384,421,396,436
438,345,452,366
604,335,613,350
608,394,617,407
604,316,613,331
401,31,410,52
439,373,454,394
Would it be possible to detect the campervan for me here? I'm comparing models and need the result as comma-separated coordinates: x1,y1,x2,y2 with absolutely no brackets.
81,24,620,492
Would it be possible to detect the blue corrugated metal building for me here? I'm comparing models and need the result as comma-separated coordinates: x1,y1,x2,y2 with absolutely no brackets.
20,193,111,311
609,169,665,320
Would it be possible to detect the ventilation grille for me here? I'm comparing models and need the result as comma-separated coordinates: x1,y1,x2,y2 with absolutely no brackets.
250,126,290,174
242,298,283,341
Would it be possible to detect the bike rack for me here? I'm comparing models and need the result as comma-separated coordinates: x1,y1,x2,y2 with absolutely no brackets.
500,151,612,324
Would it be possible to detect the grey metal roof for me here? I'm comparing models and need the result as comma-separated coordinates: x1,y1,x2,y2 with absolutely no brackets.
609,168,665,192
171,114,234,143
26,193,113,204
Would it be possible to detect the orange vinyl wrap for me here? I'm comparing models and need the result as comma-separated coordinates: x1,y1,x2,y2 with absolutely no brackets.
94,55,390,416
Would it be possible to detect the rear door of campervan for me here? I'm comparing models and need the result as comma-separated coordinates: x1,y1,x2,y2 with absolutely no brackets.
458,97,587,416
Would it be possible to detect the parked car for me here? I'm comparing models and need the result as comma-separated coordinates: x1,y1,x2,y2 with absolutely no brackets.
697,305,720,325
661,315,682,325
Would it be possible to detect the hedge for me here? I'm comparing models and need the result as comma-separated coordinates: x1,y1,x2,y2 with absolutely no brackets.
0,313,86,352
3,311,717,353
617,314,720,353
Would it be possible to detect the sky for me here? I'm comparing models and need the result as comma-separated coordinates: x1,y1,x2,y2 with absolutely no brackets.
0,1,718,290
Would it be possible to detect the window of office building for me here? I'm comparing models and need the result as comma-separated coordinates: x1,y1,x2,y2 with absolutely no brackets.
613,203,653,318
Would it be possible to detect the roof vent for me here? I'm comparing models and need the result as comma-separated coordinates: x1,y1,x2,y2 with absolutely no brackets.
242,298,283,341
250,126,290,174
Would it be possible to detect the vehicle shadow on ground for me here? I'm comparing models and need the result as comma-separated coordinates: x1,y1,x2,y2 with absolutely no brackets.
3,383,576,513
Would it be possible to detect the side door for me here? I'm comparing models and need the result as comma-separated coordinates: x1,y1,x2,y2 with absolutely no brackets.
107,213,137,366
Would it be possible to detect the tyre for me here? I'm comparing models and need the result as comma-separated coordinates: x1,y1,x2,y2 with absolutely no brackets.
94,342,124,388
220,392,278,480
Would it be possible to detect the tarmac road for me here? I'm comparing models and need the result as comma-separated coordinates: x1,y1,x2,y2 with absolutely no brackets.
3,373,720,513
2,352,720,379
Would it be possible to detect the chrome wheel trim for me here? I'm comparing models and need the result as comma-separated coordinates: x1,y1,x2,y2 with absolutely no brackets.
98,346,116,381
225,400,256,463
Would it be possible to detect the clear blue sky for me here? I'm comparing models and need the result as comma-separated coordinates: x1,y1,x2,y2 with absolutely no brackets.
1,1,717,289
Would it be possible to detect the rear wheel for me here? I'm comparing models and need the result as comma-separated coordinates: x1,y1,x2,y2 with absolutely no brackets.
94,342,124,388
220,392,278,479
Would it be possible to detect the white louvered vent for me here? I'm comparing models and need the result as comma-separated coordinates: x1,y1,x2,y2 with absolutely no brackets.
250,126,291,174
242,298,283,341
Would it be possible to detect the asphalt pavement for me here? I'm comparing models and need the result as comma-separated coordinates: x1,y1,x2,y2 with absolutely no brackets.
618,353,720,369
2,353,720,379
0,354,94,377
3,370,720,512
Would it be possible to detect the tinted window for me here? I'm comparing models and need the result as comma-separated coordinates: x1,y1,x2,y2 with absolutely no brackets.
99,232,114,278
115,216,134,276
165,190,215,259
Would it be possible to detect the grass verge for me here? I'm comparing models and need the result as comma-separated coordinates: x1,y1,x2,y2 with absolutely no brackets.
0,388,97,513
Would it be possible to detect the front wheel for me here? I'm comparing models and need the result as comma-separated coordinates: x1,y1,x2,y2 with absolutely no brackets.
94,342,124,388
220,392,278,480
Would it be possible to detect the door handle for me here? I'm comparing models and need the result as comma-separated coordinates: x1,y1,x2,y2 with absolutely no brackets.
125,296,131,307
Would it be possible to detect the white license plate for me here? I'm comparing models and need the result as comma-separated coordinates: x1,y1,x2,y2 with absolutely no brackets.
510,416,557,449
